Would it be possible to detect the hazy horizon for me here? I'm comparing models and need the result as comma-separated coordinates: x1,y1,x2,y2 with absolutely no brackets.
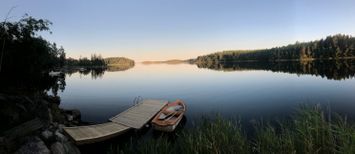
1,0,355,61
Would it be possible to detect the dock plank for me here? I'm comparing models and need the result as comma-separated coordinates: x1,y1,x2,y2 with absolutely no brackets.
110,99,167,129
63,122,130,145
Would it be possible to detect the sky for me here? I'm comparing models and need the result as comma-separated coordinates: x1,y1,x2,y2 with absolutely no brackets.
1,0,355,61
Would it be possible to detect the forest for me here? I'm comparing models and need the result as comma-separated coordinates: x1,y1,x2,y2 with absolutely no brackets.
65,54,106,67
195,34,355,64
65,55,134,68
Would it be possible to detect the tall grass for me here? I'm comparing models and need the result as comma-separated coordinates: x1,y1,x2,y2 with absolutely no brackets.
108,105,355,154
179,116,248,154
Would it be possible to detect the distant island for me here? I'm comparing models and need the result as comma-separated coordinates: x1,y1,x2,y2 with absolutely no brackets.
194,34,355,64
104,57,135,70
142,59,190,65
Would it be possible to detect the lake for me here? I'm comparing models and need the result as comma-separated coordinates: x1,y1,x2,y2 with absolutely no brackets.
58,61,355,127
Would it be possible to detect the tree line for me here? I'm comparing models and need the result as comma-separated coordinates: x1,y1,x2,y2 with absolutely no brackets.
66,54,106,67
65,55,135,68
195,34,355,64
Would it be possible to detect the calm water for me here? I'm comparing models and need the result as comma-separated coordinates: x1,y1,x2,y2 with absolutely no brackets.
59,62,355,125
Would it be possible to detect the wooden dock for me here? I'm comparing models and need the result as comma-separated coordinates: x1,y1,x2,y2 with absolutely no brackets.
63,99,167,145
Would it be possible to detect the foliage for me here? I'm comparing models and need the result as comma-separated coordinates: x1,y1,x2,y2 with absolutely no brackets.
104,57,135,66
0,15,66,93
108,105,355,154
65,56,134,68
0,15,65,74
195,34,355,64
66,54,106,67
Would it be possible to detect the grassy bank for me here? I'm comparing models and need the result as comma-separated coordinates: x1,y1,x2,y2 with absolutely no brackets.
108,105,354,154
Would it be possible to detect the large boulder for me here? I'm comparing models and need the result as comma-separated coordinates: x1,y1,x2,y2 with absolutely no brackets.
64,109,81,122
50,141,80,154
62,141,80,154
54,131,67,142
40,130,53,142
50,142,65,154
15,137,50,154
0,94,52,132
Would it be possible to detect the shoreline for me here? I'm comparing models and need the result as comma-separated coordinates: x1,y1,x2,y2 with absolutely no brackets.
0,93,83,154
194,56,355,64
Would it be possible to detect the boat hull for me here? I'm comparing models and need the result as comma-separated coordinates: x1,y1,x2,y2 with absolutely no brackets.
152,115,183,132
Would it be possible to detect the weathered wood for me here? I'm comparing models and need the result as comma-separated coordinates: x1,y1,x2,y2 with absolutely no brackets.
110,99,167,129
63,99,167,145
63,122,130,145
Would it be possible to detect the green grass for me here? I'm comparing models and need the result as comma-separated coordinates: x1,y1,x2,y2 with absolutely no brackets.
108,105,355,154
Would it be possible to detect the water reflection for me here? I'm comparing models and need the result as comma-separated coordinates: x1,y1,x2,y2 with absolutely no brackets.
65,65,134,79
196,59,355,80
59,62,355,126
0,70,65,95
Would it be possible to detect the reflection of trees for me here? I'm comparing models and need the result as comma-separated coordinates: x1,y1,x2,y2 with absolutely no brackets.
80,69,91,75
90,68,105,79
50,75,66,96
107,65,133,72
0,71,66,96
64,68,105,79
64,64,134,79
196,60,355,80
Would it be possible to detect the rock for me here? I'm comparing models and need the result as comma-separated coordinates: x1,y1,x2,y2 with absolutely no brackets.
23,96,34,105
36,101,51,122
52,122,59,128
50,142,65,154
15,103,27,112
62,141,80,154
51,141,80,154
58,124,65,132
41,130,53,141
65,109,81,122
15,137,50,154
40,100,49,106
48,108,53,123
0,94,5,101
0,137,5,146
54,131,67,142
66,115,74,121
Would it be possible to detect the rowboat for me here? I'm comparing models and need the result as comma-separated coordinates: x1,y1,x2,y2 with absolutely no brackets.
151,99,186,132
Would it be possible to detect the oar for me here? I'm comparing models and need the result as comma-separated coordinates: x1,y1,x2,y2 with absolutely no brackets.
164,111,178,121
